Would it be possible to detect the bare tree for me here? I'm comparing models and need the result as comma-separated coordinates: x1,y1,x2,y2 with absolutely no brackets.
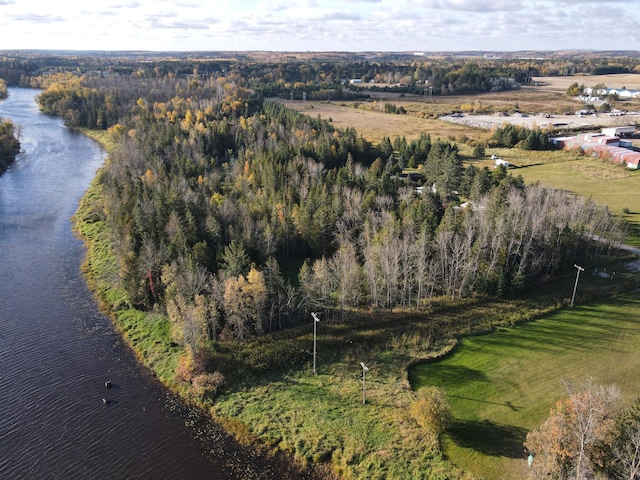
525,379,620,480
608,400,640,480
330,240,362,316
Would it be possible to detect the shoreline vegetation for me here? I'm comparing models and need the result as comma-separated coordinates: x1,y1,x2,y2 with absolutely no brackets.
0,118,20,174
75,129,336,480
0,79,21,174
75,127,639,479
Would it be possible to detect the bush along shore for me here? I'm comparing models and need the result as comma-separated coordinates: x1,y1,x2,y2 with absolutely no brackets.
0,117,20,174
73,137,640,479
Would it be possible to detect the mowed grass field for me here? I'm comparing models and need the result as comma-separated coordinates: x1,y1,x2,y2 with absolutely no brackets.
409,294,640,480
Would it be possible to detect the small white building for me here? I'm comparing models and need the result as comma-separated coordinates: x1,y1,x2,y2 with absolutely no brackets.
601,126,636,137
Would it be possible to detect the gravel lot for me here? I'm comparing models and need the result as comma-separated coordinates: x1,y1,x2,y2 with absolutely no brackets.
440,111,640,131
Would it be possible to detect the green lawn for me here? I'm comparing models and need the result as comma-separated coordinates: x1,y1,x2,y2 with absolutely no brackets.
409,293,640,479
513,154,640,247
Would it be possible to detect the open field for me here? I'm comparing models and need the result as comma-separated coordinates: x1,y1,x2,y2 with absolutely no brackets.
409,293,640,480
277,99,489,144
533,73,640,92
279,73,640,145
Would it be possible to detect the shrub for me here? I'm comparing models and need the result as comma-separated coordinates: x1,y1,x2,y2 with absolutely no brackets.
192,371,225,400
409,386,452,436
473,143,485,158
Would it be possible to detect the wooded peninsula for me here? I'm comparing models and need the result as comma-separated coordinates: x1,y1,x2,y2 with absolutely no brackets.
2,50,639,479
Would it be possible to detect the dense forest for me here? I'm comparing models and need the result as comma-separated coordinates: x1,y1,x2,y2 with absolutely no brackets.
28,66,625,357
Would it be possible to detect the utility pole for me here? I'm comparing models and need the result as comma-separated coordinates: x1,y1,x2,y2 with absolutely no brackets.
360,362,369,405
571,264,584,308
311,312,320,374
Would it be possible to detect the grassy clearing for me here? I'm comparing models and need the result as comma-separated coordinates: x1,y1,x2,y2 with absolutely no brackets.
214,372,455,480
77,127,119,153
510,153,640,246
516,159,640,214
207,262,638,480
409,293,640,480
279,99,489,145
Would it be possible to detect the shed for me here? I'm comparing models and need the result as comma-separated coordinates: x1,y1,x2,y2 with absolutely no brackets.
601,126,636,137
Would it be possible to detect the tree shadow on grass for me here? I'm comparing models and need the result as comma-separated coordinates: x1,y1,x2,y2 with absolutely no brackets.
411,364,489,387
447,419,528,459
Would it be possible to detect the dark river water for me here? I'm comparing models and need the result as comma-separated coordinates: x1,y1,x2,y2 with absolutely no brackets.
0,88,307,480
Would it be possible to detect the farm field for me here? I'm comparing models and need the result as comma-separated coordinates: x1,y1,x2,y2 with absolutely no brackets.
533,73,640,92
408,293,640,480
279,73,640,144
276,99,489,144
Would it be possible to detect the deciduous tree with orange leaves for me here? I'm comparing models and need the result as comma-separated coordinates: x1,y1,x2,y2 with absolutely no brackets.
524,379,620,480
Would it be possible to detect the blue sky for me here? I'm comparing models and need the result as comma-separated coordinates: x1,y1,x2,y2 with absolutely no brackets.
1,0,640,52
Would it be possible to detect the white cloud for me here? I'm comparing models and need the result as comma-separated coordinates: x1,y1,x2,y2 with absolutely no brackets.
0,0,639,51
410,0,524,10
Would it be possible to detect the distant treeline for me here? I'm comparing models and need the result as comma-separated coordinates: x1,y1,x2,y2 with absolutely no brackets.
2,52,639,99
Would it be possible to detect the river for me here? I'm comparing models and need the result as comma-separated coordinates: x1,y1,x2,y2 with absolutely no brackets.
0,88,307,480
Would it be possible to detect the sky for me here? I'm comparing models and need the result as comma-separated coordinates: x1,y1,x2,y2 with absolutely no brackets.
1,0,640,53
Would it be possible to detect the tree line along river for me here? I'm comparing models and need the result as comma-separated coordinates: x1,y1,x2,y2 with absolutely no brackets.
0,87,310,480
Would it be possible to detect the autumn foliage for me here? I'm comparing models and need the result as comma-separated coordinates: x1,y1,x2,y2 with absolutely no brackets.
524,380,620,480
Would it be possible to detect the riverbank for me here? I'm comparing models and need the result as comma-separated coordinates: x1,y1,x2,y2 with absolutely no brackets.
74,129,337,480
0,117,20,174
